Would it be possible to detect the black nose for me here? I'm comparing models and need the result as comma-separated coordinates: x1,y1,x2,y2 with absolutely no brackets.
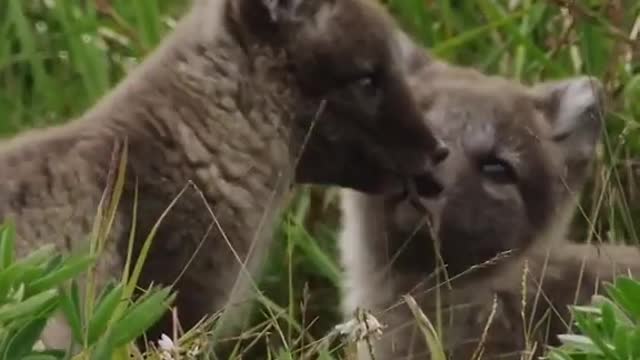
431,141,449,165
414,173,443,197
412,141,447,198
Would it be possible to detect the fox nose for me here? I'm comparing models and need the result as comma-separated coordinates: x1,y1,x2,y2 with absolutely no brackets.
430,141,449,165
410,140,448,197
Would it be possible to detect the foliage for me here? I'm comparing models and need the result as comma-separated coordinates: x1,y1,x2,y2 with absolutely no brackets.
0,221,176,360
550,276,640,360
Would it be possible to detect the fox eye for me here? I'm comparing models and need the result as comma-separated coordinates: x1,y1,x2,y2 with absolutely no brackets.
479,156,517,184
355,75,375,88
351,73,379,97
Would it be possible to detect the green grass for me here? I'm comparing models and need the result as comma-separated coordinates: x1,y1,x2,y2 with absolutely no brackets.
0,0,639,358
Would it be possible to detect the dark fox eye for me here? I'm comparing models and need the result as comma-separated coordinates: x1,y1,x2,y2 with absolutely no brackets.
355,76,374,88
480,156,517,184
351,73,379,97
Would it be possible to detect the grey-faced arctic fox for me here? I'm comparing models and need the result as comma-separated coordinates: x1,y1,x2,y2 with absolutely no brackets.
0,0,449,349
338,44,636,359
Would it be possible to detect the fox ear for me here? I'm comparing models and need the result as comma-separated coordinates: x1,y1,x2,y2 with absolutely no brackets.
393,30,433,75
532,76,605,147
532,76,606,182
234,0,324,31
257,0,304,23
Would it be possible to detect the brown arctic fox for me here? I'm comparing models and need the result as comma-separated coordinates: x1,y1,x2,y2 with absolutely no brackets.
0,0,449,349
337,43,631,359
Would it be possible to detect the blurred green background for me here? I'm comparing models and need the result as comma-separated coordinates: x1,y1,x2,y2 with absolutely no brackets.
0,0,638,356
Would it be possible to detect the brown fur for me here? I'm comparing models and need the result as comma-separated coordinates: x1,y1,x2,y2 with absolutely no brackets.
338,46,613,359
478,242,640,358
0,0,448,350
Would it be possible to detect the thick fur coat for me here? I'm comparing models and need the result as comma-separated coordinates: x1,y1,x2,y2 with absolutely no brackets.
0,0,447,349
338,44,629,359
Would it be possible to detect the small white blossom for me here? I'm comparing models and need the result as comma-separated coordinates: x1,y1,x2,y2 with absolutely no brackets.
58,50,69,61
334,310,385,342
157,333,177,359
158,333,175,351
35,21,48,34
81,34,93,44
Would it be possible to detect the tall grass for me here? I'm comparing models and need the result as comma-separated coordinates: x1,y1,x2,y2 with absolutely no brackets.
0,0,638,358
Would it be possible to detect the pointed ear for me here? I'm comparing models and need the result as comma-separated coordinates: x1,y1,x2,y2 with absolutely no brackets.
532,76,605,151
393,30,433,75
233,0,320,33
258,0,304,23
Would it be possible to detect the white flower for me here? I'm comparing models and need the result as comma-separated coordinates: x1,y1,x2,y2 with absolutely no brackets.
334,310,385,342
81,34,93,44
35,21,48,34
158,333,177,359
158,333,175,351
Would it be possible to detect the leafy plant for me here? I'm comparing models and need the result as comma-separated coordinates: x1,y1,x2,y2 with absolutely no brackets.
0,220,176,360
0,221,92,359
550,276,640,360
